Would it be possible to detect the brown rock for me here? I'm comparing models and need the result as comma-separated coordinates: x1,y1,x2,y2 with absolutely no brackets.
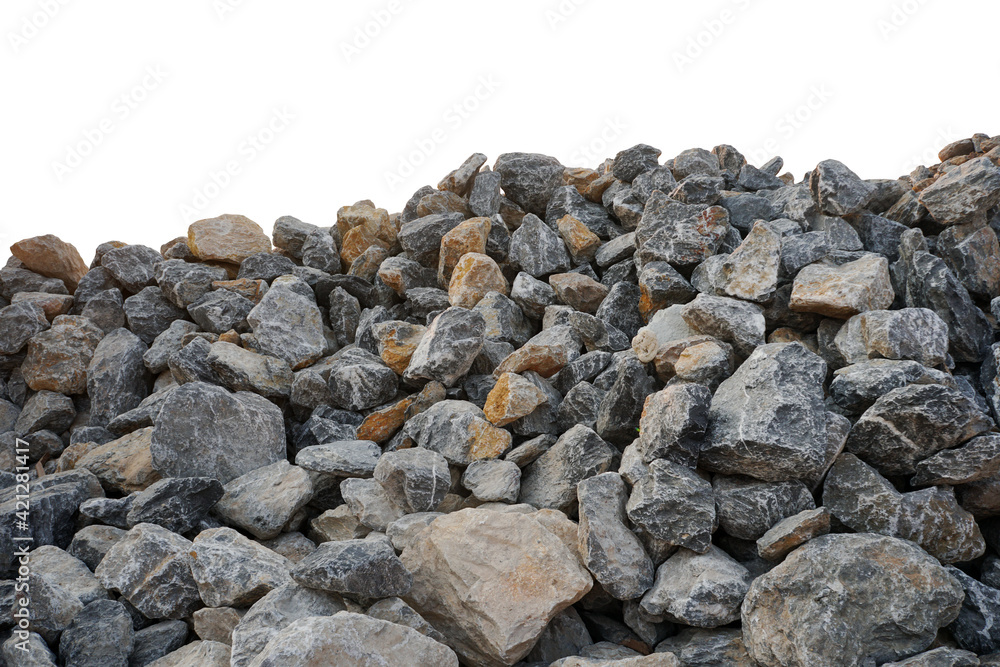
10,234,89,291
439,217,491,285
557,215,601,264
357,381,446,443
22,315,104,394
448,253,508,309
336,202,394,245
563,167,601,195
188,214,272,264
550,273,610,314
790,255,894,319
347,245,390,280
372,320,428,375
341,223,392,268
11,292,74,321
418,190,471,218
401,508,593,666
212,279,268,304
76,426,161,494
484,372,549,426
756,508,831,561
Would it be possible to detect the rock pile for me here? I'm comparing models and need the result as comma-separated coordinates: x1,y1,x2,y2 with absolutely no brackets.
3,135,1000,666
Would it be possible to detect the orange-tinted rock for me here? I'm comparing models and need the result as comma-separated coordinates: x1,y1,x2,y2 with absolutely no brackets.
467,419,513,461
790,255,894,319
212,279,268,304
357,381,446,444
188,215,272,264
556,215,601,264
438,153,487,196
493,329,578,379
582,171,617,203
341,223,392,268
10,234,89,291
417,191,471,218
372,321,427,375
438,218,491,285
76,427,161,494
651,335,718,381
218,329,242,345
563,167,601,196
348,245,390,281
336,203,394,245
549,273,609,314
484,372,548,426
21,315,104,394
11,292,74,321
448,253,508,309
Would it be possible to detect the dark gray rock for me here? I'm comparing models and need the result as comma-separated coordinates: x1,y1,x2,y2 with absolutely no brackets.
613,144,661,183
626,459,715,553
546,186,616,239
143,320,199,374
712,475,816,541
555,381,604,432
470,170,502,218
168,336,223,385
150,381,286,484
189,527,292,607
636,384,712,468
327,349,398,410
398,212,464,267
80,495,135,529
238,252,296,282
67,524,127,571
912,434,1000,486
403,399,511,465
213,460,313,540
473,291,533,347
130,620,190,667
14,389,75,435
326,286,361,347
947,565,1000,655
58,599,135,667
810,159,877,216
126,477,224,533
830,359,953,414
404,307,485,387
87,327,150,427
636,192,730,268
154,259,229,308
290,537,412,598
187,289,254,334
494,152,564,217
510,272,558,320
273,215,319,258
80,287,126,333
518,424,616,513
100,244,162,294
247,276,325,369
577,472,654,600
0,301,48,355
595,356,655,446
938,222,1000,300
509,214,572,278
123,286,187,344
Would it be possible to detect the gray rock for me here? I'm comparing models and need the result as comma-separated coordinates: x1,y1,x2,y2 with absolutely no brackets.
636,384,711,468
0,301,48,355
938,222,1000,300
100,244,162,293
510,271,558,320
830,359,954,413
187,290,253,334
238,252,296,282
626,459,715,553
912,434,1000,486
519,424,617,513
858,308,949,366
742,534,964,667
143,320,199,374
470,170,502,218
246,276,325,369
680,294,765,358
846,383,994,476
154,260,228,309
637,192,730,268
87,327,150,427
123,286,187,344
189,527,292,607
130,620,190,667
296,440,381,477
214,460,314,539
641,546,752,628
14,389,75,435
919,156,1000,225
494,152,564,217
403,399,512,465
577,472,654,601
247,612,458,667
144,640,230,666
546,185,616,239
126,477,224,533
556,381,604,432
595,356,655,446
613,144,662,182
404,307,485,387
272,215,318,258
509,213,572,277
229,582,346,667
150,382,286,484
340,477,406,531
2,631,58,666
473,291,533,347
58,599,135,667
882,647,980,667
67,524,127,571
700,342,844,483
326,349,398,410
398,212,464,267
712,475,816,541
80,495,134,529
947,565,1000,654
290,538,412,598
167,336,223,385
462,459,522,503
366,596,447,643
206,341,293,398
373,447,451,512
95,523,201,619
29,545,107,605
810,159,877,216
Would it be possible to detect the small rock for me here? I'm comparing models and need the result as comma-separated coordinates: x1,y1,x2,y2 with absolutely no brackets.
206,341,293,397
0,301,49,355
919,156,1000,225
404,307,486,387
484,371,549,426
58,598,135,667
641,546,752,628
757,507,832,561
296,440,382,477
290,538,412,598
636,384,711,468
809,159,877,216
509,213,572,277
448,252,508,309
214,460,314,539
519,424,616,513
680,294,765,358
246,276,325,369
494,152,565,217
189,527,291,607
713,475,816,541
462,459,522,503
403,400,512,465
374,447,451,512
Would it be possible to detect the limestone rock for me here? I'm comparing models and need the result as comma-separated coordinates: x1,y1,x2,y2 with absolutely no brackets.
188,214,272,264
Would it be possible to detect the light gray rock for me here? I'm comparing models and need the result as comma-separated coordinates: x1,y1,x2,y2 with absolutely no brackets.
189,527,292,607
246,276,325,369
296,440,382,477
641,546,752,628
404,307,486,387
374,447,451,512
214,460,314,539
626,459,715,554
462,459,522,503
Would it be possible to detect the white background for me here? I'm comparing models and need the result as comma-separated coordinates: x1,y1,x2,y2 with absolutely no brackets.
2,0,997,264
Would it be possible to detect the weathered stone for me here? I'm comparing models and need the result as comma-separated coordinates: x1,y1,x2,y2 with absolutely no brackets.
190,527,291,607
636,384,711,468
790,255,894,319
438,217,490,283
462,459,522,503
595,356,655,446
96,523,201,619
882,647,981,667
67,524,127,570
129,620,191,667
246,276,325,369
188,214,272,264
401,507,591,666
551,272,610,314
97,244,161,294
718,221,781,302
493,324,582,379
76,426,160,494
641,546,751,628
637,193,730,268
21,314,104,393
341,477,406,531
510,213,572,277
145,640,231,666
857,307,949,366
756,507,831,561
374,447,451,512
150,382,286,484
0,301,49,355
398,212,464,267
58,598,134,667
846,383,994,476
291,537,411,598
123,286,187,344
12,292,73,321
483,371,548,426
296,439,381,477
448,252,507,309
919,156,1000,225
2,631,58,666
510,271,558,320
404,307,485,387
143,320,199,374
192,606,243,644
474,290,534,346
626,459,715,553
713,475,816,541
810,159,877,216
404,399,512,465
494,152,564,217
213,460,314,539
742,533,964,667
558,214,602,263
830,358,952,413
10,234,89,290
206,341,293,397
680,294,764,358
912,434,1000,486
29,545,107,605
700,342,844,483
187,290,253,334
613,144,661,182
327,349,399,411
519,424,616,513
126,476,223,533
87,327,149,426
14,389,74,435
938,222,1000,300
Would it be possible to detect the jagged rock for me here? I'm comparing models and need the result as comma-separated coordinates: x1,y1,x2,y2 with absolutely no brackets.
187,290,253,334
756,507,832,561
341,477,406,531
154,259,229,308
830,359,954,413
58,598,135,667
374,447,451,512
919,156,1000,225
400,507,591,666
206,341,293,397
637,192,730,268
87,327,149,426
21,314,104,393
189,527,291,607
10,234,89,290
810,159,877,216
742,533,964,666
494,324,582,378
947,565,1000,655
296,439,382,477
462,458,522,503
641,546,751,628
519,424,616,513
76,426,160,494
680,294,765,358
14,389,75,435
0,301,49,355
126,476,223,533
509,213,572,277
484,371,548,426
246,276,325,369
327,348,399,411
130,620,191,667
187,214,272,264
494,152,564,216
213,460,314,539
96,523,202,619
595,356,655,446
577,472,654,601
124,286,188,344
404,307,485,387
718,221,781,302
290,537,412,598
626,459,715,553
192,606,243,644
790,255,894,319
145,640,231,666
912,434,1000,486
403,400,512,465
636,384,711,468
713,475,816,541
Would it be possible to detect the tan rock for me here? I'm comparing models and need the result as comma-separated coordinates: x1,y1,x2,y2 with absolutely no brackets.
651,335,717,380
21,315,104,394
790,255,894,319
193,606,244,645
401,508,593,666
484,372,549,426
557,215,601,264
550,273,610,314
212,279,268,304
341,223,392,268
467,420,514,461
347,245,389,280
448,252,508,309
372,320,427,375
719,221,781,302
336,202,393,245
757,508,831,561
582,171,617,203
10,234,89,291
309,505,371,543
11,292,74,321
76,427,161,494
357,381,445,443
439,217,491,285
188,214,272,264
563,167,601,195
418,190,471,218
